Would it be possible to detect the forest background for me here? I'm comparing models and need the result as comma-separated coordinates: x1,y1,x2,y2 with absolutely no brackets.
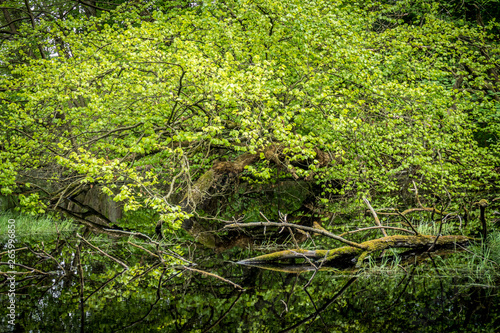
0,0,499,332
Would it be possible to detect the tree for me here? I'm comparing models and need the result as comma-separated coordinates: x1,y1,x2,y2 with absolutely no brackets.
1,2,500,331
0,0,498,247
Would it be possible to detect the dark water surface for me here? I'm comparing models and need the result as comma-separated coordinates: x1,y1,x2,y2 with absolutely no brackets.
2,238,499,333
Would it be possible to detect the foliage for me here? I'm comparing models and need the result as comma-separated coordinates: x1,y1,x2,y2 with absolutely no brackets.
1,1,499,332
0,0,497,234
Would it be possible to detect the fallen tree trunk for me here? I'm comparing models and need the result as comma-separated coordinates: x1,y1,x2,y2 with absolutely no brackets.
237,234,470,269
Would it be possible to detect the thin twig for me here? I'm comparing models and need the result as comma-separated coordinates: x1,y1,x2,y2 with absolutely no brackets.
39,248,66,274
114,268,167,332
202,293,243,333
412,180,423,208
280,277,358,333
287,227,299,247
128,241,161,260
396,210,419,235
128,262,163,285
292,250,318,271
428,213,448,252
0,247,28,256
76,244,85,333
303,288,327,329
374,207,451,216
304,251,329,289
457,244,500,268
0,262,49,275
382,264,417,312
84,269,128,303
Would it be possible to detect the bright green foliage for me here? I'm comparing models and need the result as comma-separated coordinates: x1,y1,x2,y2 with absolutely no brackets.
2,3,499,332
0,0,498,229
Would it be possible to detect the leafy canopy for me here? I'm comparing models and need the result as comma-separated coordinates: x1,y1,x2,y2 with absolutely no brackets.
0,0,498,231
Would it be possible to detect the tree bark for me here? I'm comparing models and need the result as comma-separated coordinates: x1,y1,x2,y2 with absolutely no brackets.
237,234,470,268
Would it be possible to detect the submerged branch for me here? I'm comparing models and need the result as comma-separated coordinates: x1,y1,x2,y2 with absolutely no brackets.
77,233,129,269
280,277,358,332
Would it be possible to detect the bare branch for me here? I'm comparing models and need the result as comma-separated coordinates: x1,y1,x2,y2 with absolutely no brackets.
0,262,49,275
77,233,129,269
128,241,161,260
202,293,242,333
412,180,424,208
225,221,367,249
363,197,388,237
81,122,143,148
280,277,358,333
77,0,110,12
183,265,245,290
396,210,419,236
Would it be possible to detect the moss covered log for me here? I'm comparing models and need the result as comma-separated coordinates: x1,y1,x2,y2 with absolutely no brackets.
237,235,470,268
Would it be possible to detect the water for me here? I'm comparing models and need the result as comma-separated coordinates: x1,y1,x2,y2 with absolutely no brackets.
1,237,498,332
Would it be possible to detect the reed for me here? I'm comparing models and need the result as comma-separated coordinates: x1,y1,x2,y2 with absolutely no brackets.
0,212,76,243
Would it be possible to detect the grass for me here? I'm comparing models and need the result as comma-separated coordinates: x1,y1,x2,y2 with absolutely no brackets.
0,212,77,243
358,224,500,288
439,231,500,287
413,219,459,236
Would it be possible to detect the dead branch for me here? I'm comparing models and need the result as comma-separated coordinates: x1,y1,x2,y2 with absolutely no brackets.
128,241,162,260
202,293,243,333
84,269,128,303
237,234,470,268
183,265,244,290
396,210,419,235
77,233,129,269
225,221,366,249
374,207,451,216
0,262,50,275
412,180,423,208
363,197,388,237
0,247,28,256
280,277,358,332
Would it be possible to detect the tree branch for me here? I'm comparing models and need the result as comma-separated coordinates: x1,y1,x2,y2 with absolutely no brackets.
77,233,129,269
363,197,388,237
225,221,366,249
183,265,244,290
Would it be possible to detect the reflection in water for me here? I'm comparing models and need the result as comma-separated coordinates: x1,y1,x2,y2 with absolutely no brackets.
1,237,499,332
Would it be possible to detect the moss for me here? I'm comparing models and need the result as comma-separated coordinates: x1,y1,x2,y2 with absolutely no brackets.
181,169,217,207
322,246,362,263
238,234,471,267
356,251,370,268
362,235,470,252
236,263,348,274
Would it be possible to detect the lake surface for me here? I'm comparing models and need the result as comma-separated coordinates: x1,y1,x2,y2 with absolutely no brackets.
1,237,499,332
